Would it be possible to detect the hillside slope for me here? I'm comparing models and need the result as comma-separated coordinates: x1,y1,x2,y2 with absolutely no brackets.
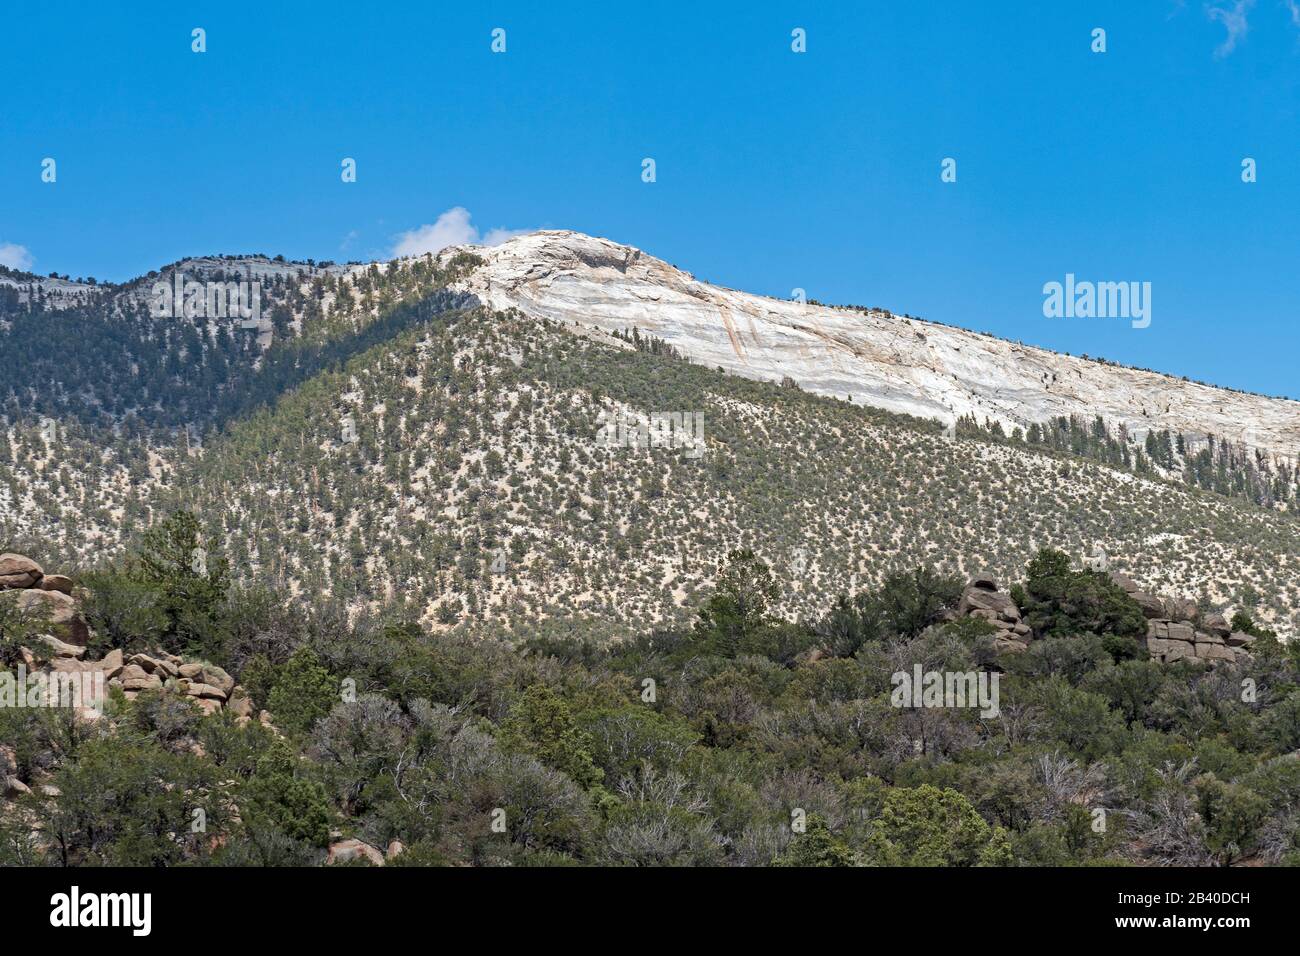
1,237,1298,638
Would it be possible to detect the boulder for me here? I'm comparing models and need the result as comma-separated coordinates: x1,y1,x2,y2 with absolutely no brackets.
194,699,223,716
1165,622,1195,643
153,659,180,679
1195,642,1236,663
1202,613,1231,638
120,664,162,692
969,574,998,592
37,575,74,596
993,636,1029,655
3,776,32,800
1194,629,1225,646
1132,591,1165,619
98,649,125,680
186,682,226,700
1108,572,1139,594
959,586,1021,622
50,657,92,675
227,687,254,719
200,665,235,697
1226,631,1257,648
0,554,43,590
327,839,385,866
1164,598,1197,623
178,663,204,680
14,589,88,645
1147,637,1195,663
37,634,85,659
387,840,405,860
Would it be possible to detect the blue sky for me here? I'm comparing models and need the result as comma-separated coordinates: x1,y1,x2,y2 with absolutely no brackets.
3,1,1298,397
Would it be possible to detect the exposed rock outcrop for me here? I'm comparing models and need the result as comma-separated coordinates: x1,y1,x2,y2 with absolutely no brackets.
956,576,1032,654
1,554,91,645
1,554,258,742
0,554,44,590
948,568,1257,668
327,838,385,866
442,230,1300,459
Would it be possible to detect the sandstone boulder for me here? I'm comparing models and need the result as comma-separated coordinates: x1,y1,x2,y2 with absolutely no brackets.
37,634,85,659
1226,631,1257,648
120,664,162,692
0,554,43,589
186,682,226,701
1202,613,1231,638
1147,637,1195,663
327,839,385,866
959,586,1021,622
201,665,235,697
1108,572,1138,594
98,649,124,680
1131,591,1165,619
969,574,998,592
227,687,254,718
1195,642,1236,663
36,575,74,596
14,589,88,645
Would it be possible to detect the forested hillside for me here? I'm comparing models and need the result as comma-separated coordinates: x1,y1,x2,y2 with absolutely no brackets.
3,250,1300,638
2,524,1298,866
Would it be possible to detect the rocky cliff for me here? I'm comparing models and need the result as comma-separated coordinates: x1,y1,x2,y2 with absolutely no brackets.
438,230,1300,458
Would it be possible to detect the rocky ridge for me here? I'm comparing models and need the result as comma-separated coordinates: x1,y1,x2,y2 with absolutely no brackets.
436,230,1300,458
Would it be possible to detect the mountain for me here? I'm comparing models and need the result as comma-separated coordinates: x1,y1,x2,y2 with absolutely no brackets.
2,232,1298,638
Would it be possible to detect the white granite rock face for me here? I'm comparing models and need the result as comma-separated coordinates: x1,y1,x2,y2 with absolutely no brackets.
439,230,1300,458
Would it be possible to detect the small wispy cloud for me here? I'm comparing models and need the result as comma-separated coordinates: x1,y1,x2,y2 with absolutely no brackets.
0,242,34,271
390,207,531,259
1206,0,1256,57
1286,0,1300,27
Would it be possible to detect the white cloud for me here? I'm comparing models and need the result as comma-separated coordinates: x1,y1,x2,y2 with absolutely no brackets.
0,243,34,271
1286,0,1300,27
1206,0,1255,57
390,207,530,259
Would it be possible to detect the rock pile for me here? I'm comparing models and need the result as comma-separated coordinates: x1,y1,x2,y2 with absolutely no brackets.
955,575,1033,654
0,553,90,651
1,552,258,720
951,570,1257,666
